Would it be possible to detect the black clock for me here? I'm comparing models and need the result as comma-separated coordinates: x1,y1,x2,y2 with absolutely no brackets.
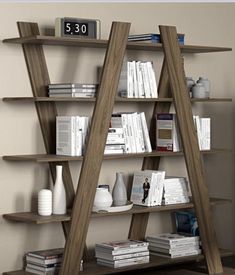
55,17,101,38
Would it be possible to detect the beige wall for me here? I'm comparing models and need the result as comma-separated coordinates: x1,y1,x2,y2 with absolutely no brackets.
0,2,235,272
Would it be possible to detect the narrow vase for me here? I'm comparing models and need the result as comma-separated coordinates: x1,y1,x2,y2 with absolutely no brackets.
112,172,127,206
53,165,66,215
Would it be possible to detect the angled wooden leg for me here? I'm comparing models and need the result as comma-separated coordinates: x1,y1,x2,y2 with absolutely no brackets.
128,59,172,240
60,22,131,275
160,25,223,275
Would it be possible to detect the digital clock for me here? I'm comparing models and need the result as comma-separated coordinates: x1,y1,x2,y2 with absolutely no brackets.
55,17,101,38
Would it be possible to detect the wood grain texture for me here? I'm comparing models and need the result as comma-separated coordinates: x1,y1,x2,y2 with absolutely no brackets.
60,22,131,275
2,35,232,53
3,249,233,275
160,25,223,274
17,22,75,240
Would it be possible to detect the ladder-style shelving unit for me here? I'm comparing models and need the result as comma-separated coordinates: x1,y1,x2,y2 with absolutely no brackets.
2,21,232,275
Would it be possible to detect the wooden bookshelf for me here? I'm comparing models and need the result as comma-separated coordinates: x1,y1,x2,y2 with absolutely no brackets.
2,149,231,163
2,249,233,275
2,35,232,53
2,97,232,103
3,198,231,224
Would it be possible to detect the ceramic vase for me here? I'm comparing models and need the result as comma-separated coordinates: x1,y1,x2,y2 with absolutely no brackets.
53,165,66,215
192,83,207,98
197,77,210,97
38,189,52,216
93,187,113,210
186,77,195,97
112,172,127,206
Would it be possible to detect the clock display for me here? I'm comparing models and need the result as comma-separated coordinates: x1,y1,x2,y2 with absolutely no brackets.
64,21,88,36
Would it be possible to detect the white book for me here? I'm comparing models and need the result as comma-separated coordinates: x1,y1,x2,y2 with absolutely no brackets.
96,246,149,256
142,62,151,98
104,149,124,155
147,61,158,98
150,249,201,258
95,250,149,261
148,240,200,249
97,255,149,268
127,61,133,98
127,113,137,153
140,112,152,152
75,117,83,156
121,114,131,153
132,61,138,98
193,115,202,150
132,113,142,153
200,118,211,150
146,233,200,244
147,171,165,206
136,113,146,152
136,61,145,98
56,116,76,156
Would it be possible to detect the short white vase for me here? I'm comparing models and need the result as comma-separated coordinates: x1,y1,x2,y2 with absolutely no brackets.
53,165,66,215
93,187,113,210
112,172,127,206
38,189,52,216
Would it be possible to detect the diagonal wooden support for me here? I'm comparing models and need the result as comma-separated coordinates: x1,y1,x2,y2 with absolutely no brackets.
128,59,172,240
17,22,75,239
160,25,223,275
60,22,130,274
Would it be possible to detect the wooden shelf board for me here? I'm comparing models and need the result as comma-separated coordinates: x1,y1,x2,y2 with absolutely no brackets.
3,198,231,223
2,35,232,53
2,97,232,103
3,249,233,275
2,149,231,163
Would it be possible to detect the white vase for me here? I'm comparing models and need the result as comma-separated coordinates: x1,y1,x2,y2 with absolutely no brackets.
112,172,127,206
53,165,66,215
197,77,210,97
93,188,113,210
38,189,52,216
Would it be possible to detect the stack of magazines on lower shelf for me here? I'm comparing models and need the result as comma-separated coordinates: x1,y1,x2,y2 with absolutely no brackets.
25,248,63,274
95,240,149,268
146,233,201,258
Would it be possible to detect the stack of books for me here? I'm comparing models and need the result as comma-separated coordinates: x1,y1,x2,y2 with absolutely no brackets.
110,112,152,153
25,248,63,274
105,128,125,154
118,60,158,98
163,177,190,205
95,240,149,268
48,83,97,98
128,33,185,45
146,233,201,258
193,116,211,150
156,113,211,152
56,116,90,156
131,170,165,206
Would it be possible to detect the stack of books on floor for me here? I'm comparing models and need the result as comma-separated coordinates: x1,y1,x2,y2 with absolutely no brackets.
118,60,158,98
110,112,152,154
128,33,185,45
25,248,63,274
146,233,201,258
163,177,190,205
48,83,98,98
95,240,149,268
56,116,90,156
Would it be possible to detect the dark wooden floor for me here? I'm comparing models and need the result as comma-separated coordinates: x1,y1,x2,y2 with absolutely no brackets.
118,256,235,275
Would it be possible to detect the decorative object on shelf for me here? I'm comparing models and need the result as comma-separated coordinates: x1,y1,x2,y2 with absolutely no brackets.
186,77,195,98
38,189,52,216
191,83,207,98
53,165,66,215
93,201,133,213
55,17,101,38
98,184,110,191
175,210,199,236
93,187,113,211
112,172,127,206
196,77,210,98
128,33,185,45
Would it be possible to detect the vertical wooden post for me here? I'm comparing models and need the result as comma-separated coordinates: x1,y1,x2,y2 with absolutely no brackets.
160,25,223,274
128,59,172,240
60,22,130,274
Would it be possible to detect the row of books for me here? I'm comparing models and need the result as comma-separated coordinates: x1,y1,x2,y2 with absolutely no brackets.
156,113,211,152
56,116,90,156
147,233,201,258
95,240,149,268
118,60,158,98
130,170,190,207
128,33,185,45
110,112,152,154
48,83,97,98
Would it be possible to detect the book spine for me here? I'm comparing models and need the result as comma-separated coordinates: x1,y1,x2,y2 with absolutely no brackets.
140,112,152,152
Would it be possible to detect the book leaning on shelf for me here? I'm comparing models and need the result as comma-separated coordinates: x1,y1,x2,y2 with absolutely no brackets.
95,240,149,268
128,33,185,45
117,60,158,98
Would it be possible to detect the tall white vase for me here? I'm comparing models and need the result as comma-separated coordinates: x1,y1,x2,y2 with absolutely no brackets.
112,172,127,206
53,165,66,215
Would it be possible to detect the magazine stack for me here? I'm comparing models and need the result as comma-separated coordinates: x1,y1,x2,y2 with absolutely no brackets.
48,83,97,98
95,240,150,268
163,177,190,205
146,233,201,258
25,248,63,275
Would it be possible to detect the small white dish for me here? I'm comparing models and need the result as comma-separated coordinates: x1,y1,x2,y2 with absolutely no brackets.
92,201,133,213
